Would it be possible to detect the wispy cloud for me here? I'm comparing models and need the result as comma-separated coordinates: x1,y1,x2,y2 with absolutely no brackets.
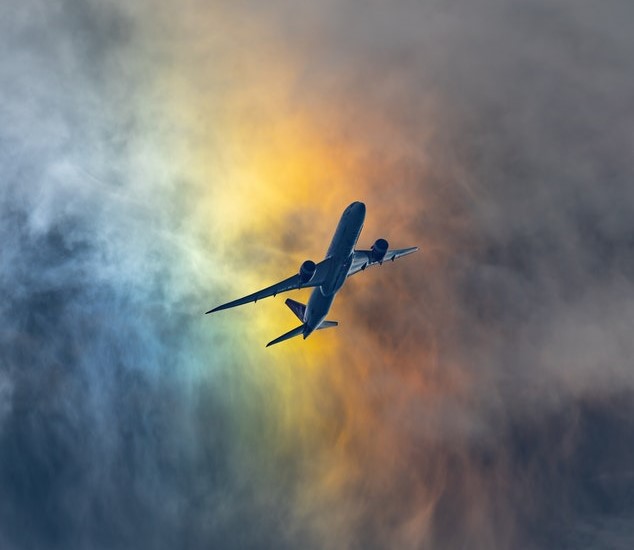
1,1,634,548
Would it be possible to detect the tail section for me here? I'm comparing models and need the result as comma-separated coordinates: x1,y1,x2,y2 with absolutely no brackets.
268,299,338,347
285,298,306,322
266,325,304,347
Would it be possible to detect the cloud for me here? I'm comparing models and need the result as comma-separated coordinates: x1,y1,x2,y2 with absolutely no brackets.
1,0,634,549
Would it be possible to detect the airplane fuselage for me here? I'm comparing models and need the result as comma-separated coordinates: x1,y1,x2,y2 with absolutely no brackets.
303,201,366,338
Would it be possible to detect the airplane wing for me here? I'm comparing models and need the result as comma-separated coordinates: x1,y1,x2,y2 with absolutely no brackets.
347,247,418,277
206,258,332,314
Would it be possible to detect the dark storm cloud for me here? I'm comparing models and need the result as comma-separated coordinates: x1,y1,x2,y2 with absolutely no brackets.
238,0,634,547
2,0,634,549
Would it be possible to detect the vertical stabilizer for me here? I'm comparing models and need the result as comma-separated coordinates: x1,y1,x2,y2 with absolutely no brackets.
285,298,306,322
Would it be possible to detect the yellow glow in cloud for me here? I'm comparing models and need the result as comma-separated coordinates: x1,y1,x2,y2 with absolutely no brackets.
145,3,446,547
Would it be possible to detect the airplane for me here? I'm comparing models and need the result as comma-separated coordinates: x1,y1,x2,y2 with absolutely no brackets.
205,201,418,347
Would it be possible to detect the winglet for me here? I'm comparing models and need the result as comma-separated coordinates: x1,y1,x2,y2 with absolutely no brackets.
205,303,235,314
205,303,231,314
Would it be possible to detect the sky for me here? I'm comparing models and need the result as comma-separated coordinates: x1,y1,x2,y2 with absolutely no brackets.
1,0,634,548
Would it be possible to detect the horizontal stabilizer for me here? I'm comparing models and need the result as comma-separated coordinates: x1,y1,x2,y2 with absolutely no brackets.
317,320,338,330
266,324,305,347
285,298,306,322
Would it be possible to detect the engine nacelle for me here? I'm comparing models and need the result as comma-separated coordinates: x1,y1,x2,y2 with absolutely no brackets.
371,238,389,263
299,259,317,283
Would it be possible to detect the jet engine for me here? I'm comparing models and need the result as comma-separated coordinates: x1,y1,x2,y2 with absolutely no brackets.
299,260,317,283
370,238,389,263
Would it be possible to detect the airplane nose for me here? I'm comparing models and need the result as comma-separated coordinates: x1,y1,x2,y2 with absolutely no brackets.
353,201,366,214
